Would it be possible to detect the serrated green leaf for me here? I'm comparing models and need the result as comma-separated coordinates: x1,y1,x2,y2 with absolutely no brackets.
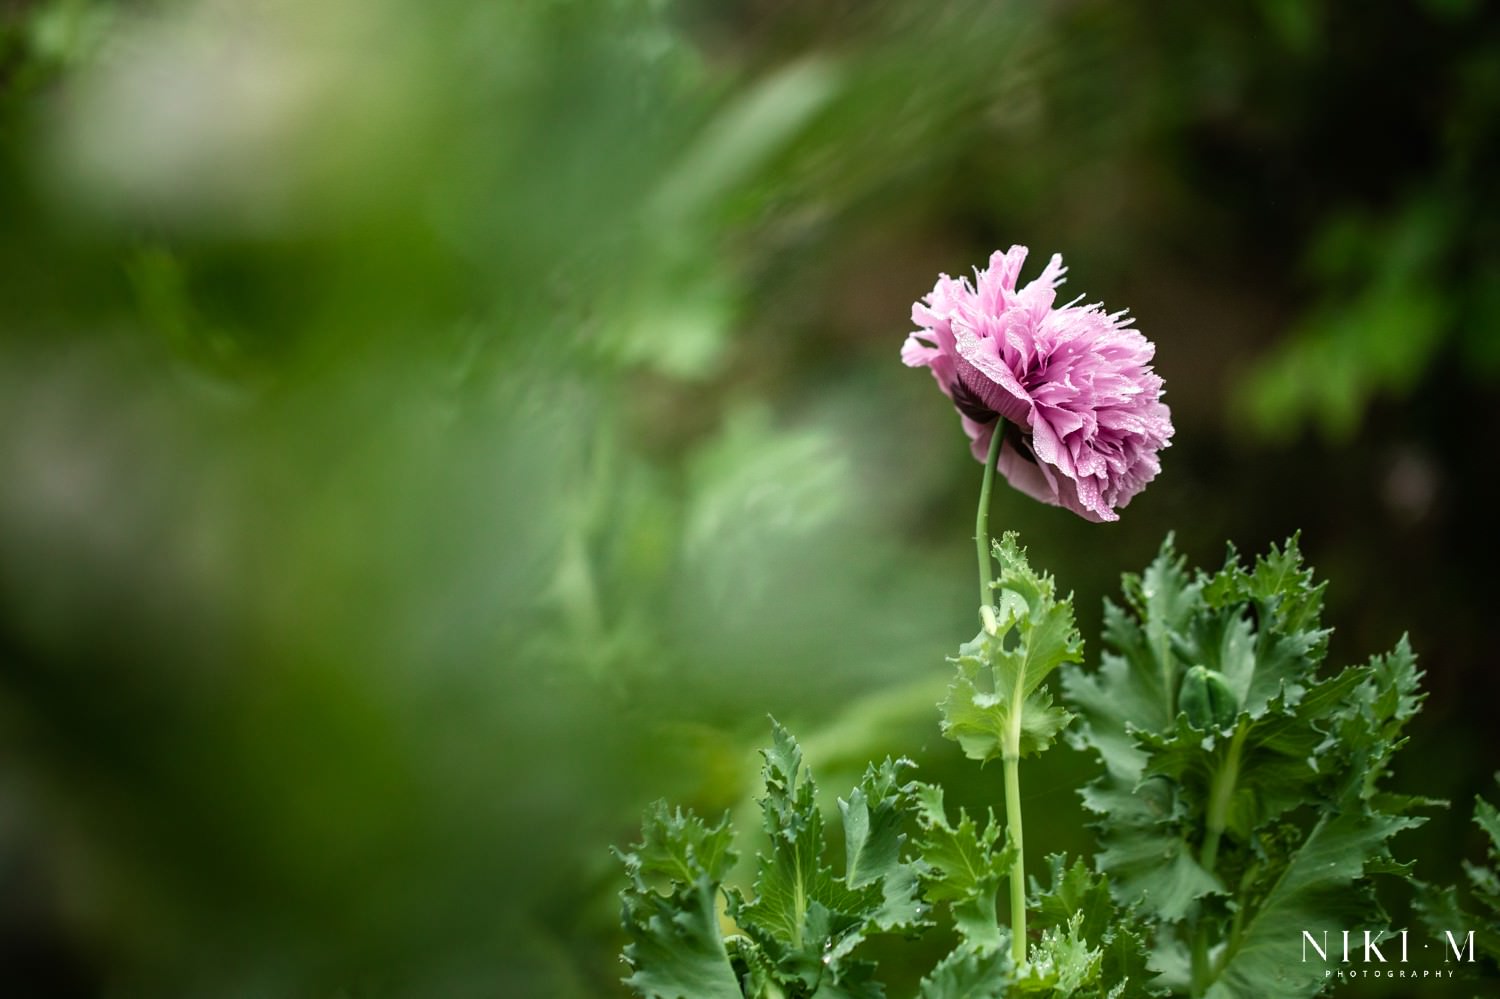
1031,855,1162,999
911,781,1014,954
736,722,835,958
1203,808,1426,999
1138,666,1368,844
1200,535,1330,718
1062,645,1156,783
1466,858,1500,907
1146,935,1192,996
1363,634,1424,729
987,534,1086,699
1080,767,1215,925
618,805,743,999
1098,922,1161,999
629,800,739,886
1124,536,1202,721
940,533,1082,764
621,874,744,999
1014,912,1102,997
1032,854,1116,942
1324,637,1425,804
1067,535,1431,999
1093,825,1219,922
1202,535,1325,634
731,722,887,994
943,666,1074,763
840,757,912,889
727,933,782,999
1476,774,1500,852
840,757,925,932
1063,538,1195,783
916,946,1012,999
1478,794,1500,859
727,723,928,994
1416,876,1500,970
1417,776,1500,972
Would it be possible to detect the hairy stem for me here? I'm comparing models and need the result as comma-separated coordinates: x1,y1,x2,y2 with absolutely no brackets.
975,421,1006,614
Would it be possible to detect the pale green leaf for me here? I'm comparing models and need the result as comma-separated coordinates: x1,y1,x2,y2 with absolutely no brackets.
911,781,1014,954
618,806,743,999
940,532,1082,764
1204,809,1425,999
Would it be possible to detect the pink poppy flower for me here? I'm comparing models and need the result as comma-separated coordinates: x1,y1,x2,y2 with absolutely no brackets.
902,246,1173,522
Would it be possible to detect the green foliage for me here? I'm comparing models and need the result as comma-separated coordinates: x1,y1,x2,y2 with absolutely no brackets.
1064,535,1430,999
910,782,1014,954
916,949,1011,999
619,804,745,999
620,722,1157,998
725,724,925,996
1013,913,1101,997
3,0,1496,994
1176,666,1236,731
941,534,1084,764
1030,856,1156,999
622,535,1452,999
620,721,929,998
1415,775,1500,977
1237,196,1455,440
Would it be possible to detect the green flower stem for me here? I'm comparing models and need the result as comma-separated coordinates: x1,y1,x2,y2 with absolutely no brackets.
1003,751,1027,966
973,421,1026,966
975,421,1006,613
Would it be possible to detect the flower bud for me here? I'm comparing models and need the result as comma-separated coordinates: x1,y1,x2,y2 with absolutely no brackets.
1179,665,1237,730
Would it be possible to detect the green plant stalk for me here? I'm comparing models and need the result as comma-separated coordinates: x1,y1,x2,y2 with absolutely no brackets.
1192,721,1249,997
1200,721,1247,873
975,420,1006,612
974,422,1027,965
1190,922,1209,999
1003,748,1027,965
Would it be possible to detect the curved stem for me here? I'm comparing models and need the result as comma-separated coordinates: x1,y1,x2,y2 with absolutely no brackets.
975,421,1006,613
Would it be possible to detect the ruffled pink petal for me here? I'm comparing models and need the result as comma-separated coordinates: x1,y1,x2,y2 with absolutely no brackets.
901,335,939,368
952,324,1033,424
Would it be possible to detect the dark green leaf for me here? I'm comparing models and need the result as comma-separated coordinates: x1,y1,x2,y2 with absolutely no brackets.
1205,809,1425,999
1065,537,1431,999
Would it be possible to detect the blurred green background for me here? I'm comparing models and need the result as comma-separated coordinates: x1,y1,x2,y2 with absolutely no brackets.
2,1,1498,996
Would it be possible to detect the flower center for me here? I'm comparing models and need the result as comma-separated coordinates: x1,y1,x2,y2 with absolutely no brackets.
1003,421,1040,467
950,375,999,425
